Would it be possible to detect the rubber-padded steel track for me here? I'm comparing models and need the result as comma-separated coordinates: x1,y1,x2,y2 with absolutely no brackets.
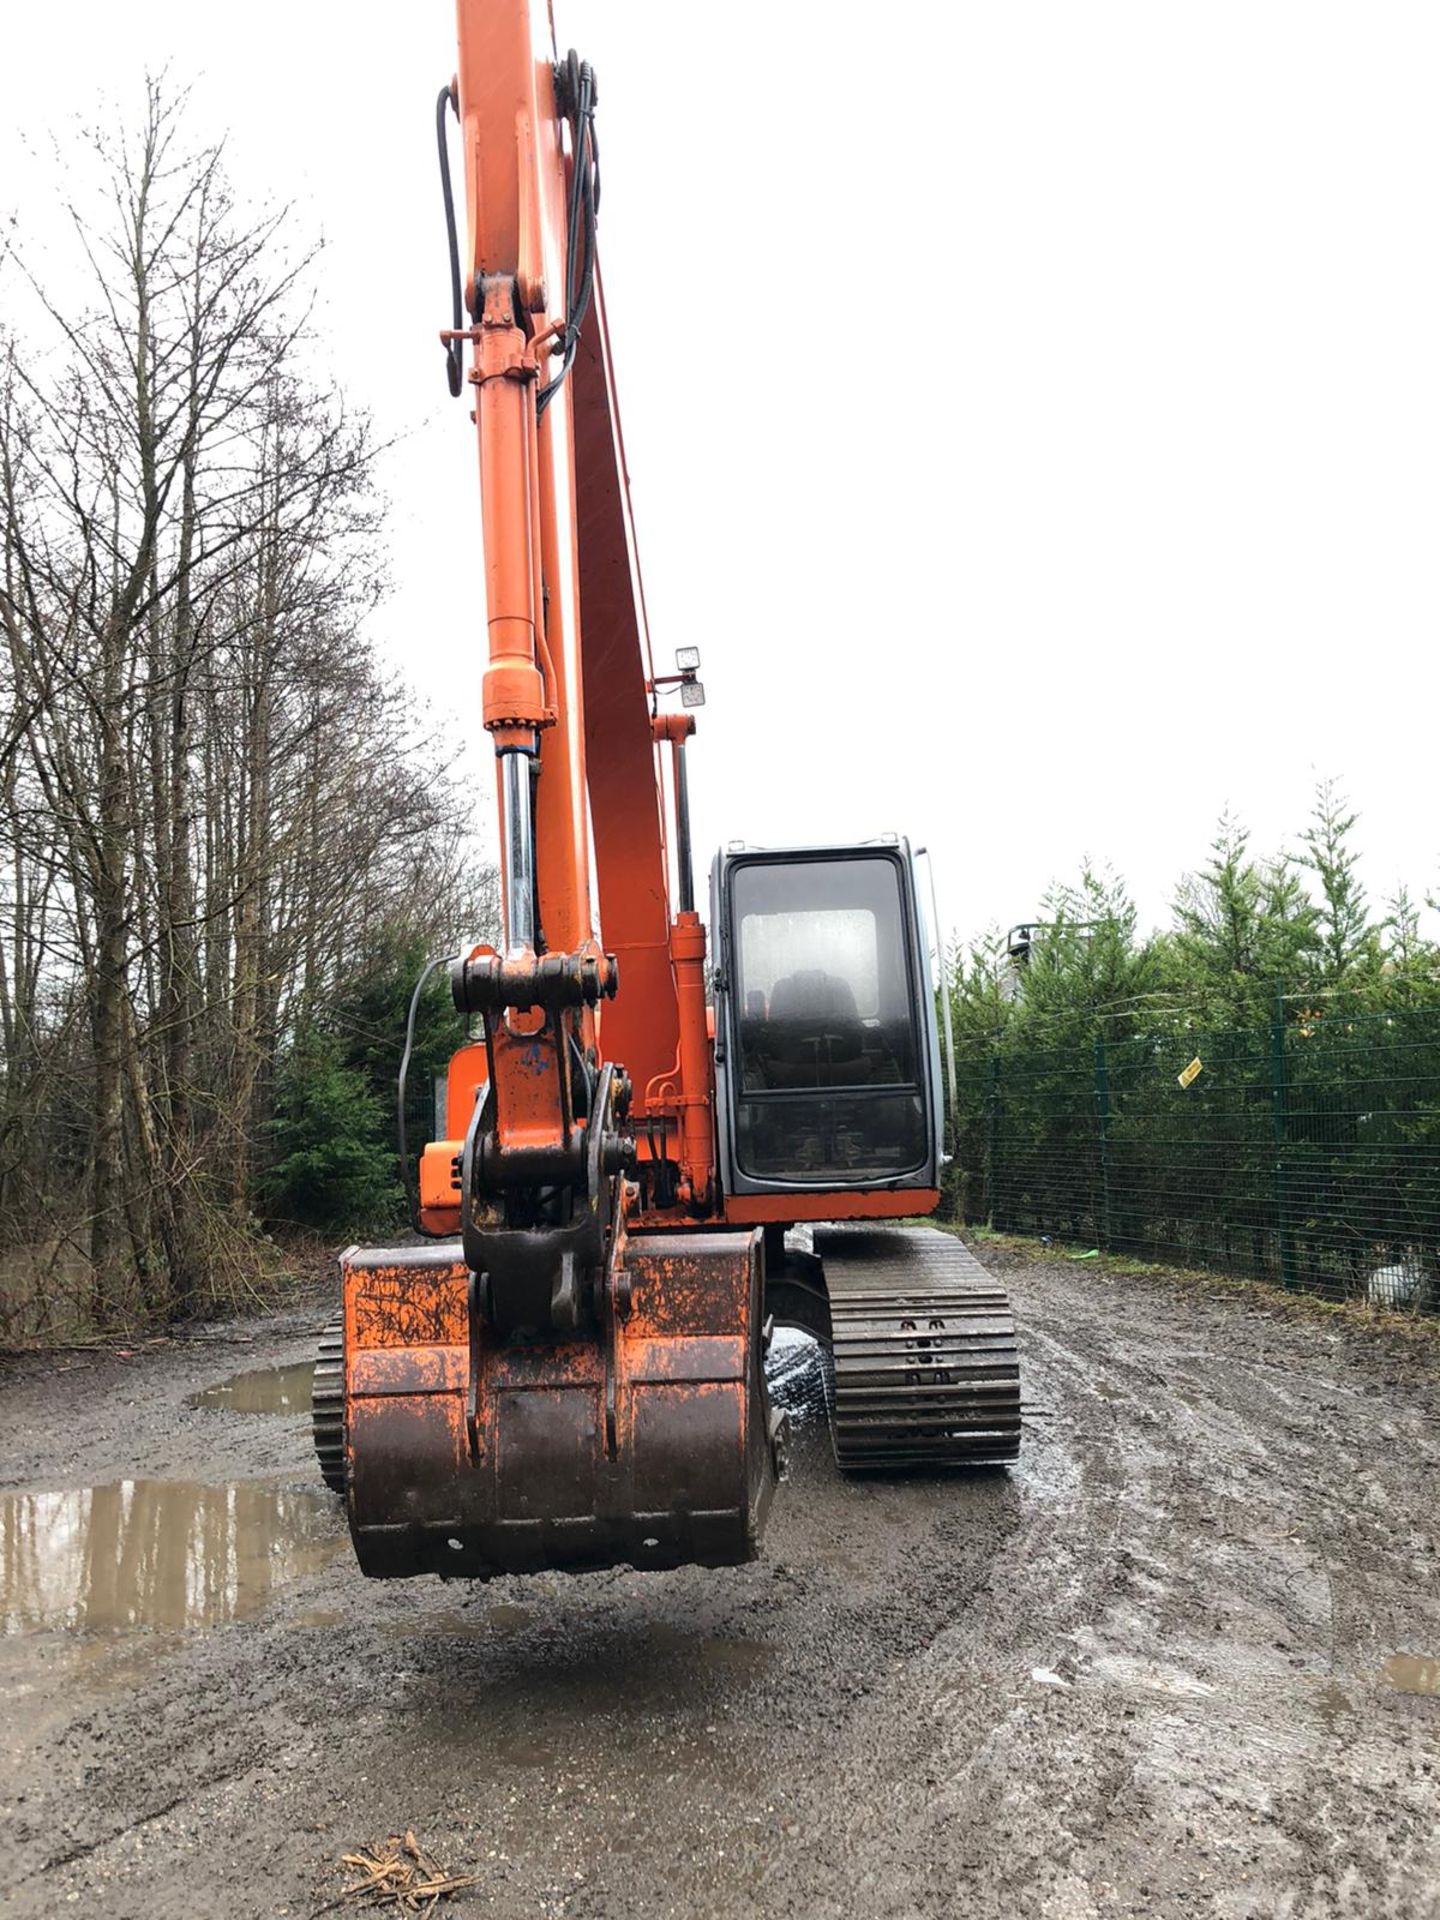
312,1319,346,1495
816,1226,1020,1471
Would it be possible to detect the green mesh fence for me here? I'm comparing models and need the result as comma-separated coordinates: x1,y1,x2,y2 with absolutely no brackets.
948,996,1440,1311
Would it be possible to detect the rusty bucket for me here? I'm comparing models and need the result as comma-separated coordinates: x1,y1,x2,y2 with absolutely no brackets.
337,1230,776,1579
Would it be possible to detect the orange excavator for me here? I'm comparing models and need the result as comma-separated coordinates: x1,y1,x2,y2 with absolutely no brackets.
312,0,1020,1580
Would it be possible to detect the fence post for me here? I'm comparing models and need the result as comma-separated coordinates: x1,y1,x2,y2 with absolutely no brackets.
1271,987,1298,1291
987,1050,1002,1228
1094,1037,1113,1251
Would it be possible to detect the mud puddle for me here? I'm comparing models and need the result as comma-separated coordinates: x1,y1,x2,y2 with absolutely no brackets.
0,1479,344,1633
485,1601,532,1634
1383,1654,1440,1697
187,1360,313,1414
385,1602,533,1640
641,1621,777,1678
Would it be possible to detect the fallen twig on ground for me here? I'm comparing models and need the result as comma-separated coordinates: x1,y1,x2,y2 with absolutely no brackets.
311,1830,482,1915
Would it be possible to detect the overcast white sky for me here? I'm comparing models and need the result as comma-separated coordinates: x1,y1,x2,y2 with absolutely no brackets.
3,3,1437,950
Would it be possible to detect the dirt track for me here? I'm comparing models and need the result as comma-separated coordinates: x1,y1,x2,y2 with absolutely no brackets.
4,1236,1439,1919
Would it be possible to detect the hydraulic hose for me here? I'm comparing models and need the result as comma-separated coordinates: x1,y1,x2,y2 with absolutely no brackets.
435,84,464,397
537,55,599,418
398,953,460,1232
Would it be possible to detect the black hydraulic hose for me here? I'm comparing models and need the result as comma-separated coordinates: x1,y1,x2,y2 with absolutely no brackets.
436,84,464,398
437,62,596,414
398,954,459,1232
559,70,591,336
567,1027,595,1122
537,58,598,419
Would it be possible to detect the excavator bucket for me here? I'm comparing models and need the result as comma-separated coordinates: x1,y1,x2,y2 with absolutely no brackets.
335,1230,776,1579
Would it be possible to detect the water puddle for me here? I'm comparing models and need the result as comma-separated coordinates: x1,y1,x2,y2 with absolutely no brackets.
698,1637,774,1677
1383,1654,1440,1697
294,1607,346,1630
1316,1680,1351,1732
187,1360,314,1415
486,1602,533,1635
0,1479,344,1633
644,1620,776,1677
384,1600,533,1641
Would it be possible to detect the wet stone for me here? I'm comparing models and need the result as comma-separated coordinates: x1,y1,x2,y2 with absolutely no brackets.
0,1479,345,1633
186,1360,314,1415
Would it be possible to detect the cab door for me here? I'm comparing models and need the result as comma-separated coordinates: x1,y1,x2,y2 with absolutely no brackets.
712,843,942,1197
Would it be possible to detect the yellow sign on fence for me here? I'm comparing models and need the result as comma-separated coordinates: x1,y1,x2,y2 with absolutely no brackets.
1177,1056,1204,1089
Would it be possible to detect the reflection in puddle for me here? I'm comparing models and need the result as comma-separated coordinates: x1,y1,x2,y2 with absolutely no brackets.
1383,1654,1440,1697
767,1329,827,1425
386,1601,533,1641
0,1480,344,1633
187,1361,314,1415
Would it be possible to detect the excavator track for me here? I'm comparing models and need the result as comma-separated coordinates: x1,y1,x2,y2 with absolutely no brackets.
816,1226,1021,1471
312,1319,346,1496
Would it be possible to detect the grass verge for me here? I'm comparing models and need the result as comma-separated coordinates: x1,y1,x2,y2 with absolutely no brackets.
929,1219,1440,1348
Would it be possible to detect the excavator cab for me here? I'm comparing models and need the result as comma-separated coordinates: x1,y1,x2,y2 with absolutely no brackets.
711,841,944,1196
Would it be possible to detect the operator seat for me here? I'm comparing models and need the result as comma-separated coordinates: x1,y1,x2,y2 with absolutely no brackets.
762,969,872,1088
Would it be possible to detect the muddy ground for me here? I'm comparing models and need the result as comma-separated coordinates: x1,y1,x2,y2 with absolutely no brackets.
3,1235,1439,1919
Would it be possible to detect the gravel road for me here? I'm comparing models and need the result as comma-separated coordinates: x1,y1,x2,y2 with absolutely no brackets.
3,1235,1439,1919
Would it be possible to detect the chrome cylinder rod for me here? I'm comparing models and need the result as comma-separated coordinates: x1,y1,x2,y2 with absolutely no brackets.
501,750,536,953
673,739,695,915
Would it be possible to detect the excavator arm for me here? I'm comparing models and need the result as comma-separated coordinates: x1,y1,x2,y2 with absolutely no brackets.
330,1,775,1581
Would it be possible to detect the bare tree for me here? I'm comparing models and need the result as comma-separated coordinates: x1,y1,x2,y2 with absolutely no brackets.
0,82,491,1338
